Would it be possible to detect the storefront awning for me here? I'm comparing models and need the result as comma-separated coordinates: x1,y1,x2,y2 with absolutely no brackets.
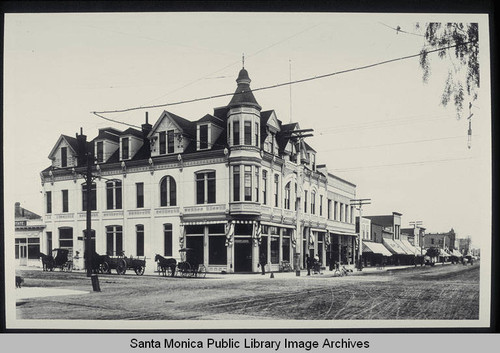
383,239,407,255
451,250,463,257
400,239,419,255
260,221,295,229
363,241,392,256
439,249,450,257
180,220,227,225
329,231,358,236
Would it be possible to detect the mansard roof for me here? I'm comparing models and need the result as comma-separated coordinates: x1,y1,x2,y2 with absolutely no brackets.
94,127,121,142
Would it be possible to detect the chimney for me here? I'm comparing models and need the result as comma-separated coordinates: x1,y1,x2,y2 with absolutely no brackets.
141,112,153,158
76,127,88,166
15,202,21,217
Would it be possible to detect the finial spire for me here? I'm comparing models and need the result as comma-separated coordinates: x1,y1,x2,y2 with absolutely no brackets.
242,53,245,69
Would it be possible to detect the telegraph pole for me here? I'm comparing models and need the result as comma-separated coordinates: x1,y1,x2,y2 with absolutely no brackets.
284,129,313,276
409,220,423,266
85,151,93,278
350,198,371,271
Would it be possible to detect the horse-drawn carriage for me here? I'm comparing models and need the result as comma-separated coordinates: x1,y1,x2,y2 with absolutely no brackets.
86,252,146,275
39,248,73,272
155,248,206,278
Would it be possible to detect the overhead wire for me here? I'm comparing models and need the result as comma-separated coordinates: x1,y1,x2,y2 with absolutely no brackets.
92,39,478,119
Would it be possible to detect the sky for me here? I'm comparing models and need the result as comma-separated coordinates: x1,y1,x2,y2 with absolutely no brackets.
4,12,491,248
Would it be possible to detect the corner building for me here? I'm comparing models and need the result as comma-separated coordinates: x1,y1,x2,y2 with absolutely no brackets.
40,68,357,274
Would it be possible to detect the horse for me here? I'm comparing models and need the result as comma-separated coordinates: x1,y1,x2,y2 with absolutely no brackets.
84,251,110,274
155,254,176,277
39,252,55,271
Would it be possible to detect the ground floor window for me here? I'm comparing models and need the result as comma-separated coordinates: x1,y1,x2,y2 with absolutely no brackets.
106,225,123,256
209,235,226,265
271,236,279,264
136,225,144,257
28,238,40,259
59,228,73,249
164,223,173,256
282,230,291,262
47,231,52,253
317,232,324,265
15,238,26,259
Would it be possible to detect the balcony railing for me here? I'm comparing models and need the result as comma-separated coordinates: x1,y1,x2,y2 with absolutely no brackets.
54,213,75,220
155,207,180,215
229,202,261,215
128,209,151,217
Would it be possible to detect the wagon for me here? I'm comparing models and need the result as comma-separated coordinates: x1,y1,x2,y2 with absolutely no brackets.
176,248,206,278
102,252,146,275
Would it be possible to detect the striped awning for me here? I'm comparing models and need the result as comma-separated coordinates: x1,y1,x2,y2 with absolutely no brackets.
383,239,407,255
363,241,392,256
261,221,296,229
180,220,227,226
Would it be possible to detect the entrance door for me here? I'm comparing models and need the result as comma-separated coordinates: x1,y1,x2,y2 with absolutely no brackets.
234,238,252,272
19,244,28,266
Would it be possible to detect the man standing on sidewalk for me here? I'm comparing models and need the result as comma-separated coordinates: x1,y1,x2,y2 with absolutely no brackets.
259,252,267,275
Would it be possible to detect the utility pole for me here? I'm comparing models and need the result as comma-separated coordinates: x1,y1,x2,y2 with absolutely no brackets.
350,198,371,271
284,129,313,276
85,151,93,278
409,220,423,266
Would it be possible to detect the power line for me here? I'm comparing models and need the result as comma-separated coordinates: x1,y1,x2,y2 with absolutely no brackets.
331,156,473,172
92,39,478,117
317,135,467,153
93,112,141,129
378,22,425,37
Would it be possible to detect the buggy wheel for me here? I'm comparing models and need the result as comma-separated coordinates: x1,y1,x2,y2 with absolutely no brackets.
116,259,127,275
196,265,207,278
101,261,111,274
134,265,145,276
66,262,73,272
180,262,191,277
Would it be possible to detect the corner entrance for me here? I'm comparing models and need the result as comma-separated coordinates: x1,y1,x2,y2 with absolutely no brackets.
234,238,252,272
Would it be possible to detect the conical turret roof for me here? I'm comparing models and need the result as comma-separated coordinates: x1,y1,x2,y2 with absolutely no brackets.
227,68,262,110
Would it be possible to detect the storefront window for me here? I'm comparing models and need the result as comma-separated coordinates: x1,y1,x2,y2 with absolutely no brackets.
271,236,279,264
209,236,227,265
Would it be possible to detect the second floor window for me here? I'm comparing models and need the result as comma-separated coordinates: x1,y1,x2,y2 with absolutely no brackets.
82,183,97,211
136,182,144,208
233,166,240,202
284,182,291,210
233,120,240,145
311,192,316,215
244,166,252,201
196,171,216,204
46,191,52,214
199,125,208,149
160,176,176,206
62,190,69,213
320,195,323,216
262,170,267,205
304,190,308,213
244,121,252,145
255,167,259,202
167,130,175,154
61,147,67,167
106,180,122,210
255,122,259,147
274,174,279,207
327,199,332,219
122,138,129,160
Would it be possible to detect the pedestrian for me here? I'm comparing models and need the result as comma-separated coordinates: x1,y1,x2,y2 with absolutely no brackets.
259,252,266,275
306,254,312,276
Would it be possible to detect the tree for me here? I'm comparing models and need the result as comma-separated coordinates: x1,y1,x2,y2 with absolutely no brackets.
416,23,479,119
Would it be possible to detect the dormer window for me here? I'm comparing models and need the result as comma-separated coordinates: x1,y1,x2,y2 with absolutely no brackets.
61,147,67,167
122,137,129,160
167,130,175,153
96,141,104,163
159,131,166,154
199,124,208,150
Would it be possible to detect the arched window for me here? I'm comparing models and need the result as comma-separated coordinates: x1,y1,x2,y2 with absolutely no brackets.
160,176,177,206
284,182,291,210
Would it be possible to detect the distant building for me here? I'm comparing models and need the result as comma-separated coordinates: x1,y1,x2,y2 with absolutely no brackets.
457,237,472,254
425,228,456,250
401,226,426,249
15,202,45,267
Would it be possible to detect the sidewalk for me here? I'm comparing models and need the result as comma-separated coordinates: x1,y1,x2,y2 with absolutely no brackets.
16,287,89,300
